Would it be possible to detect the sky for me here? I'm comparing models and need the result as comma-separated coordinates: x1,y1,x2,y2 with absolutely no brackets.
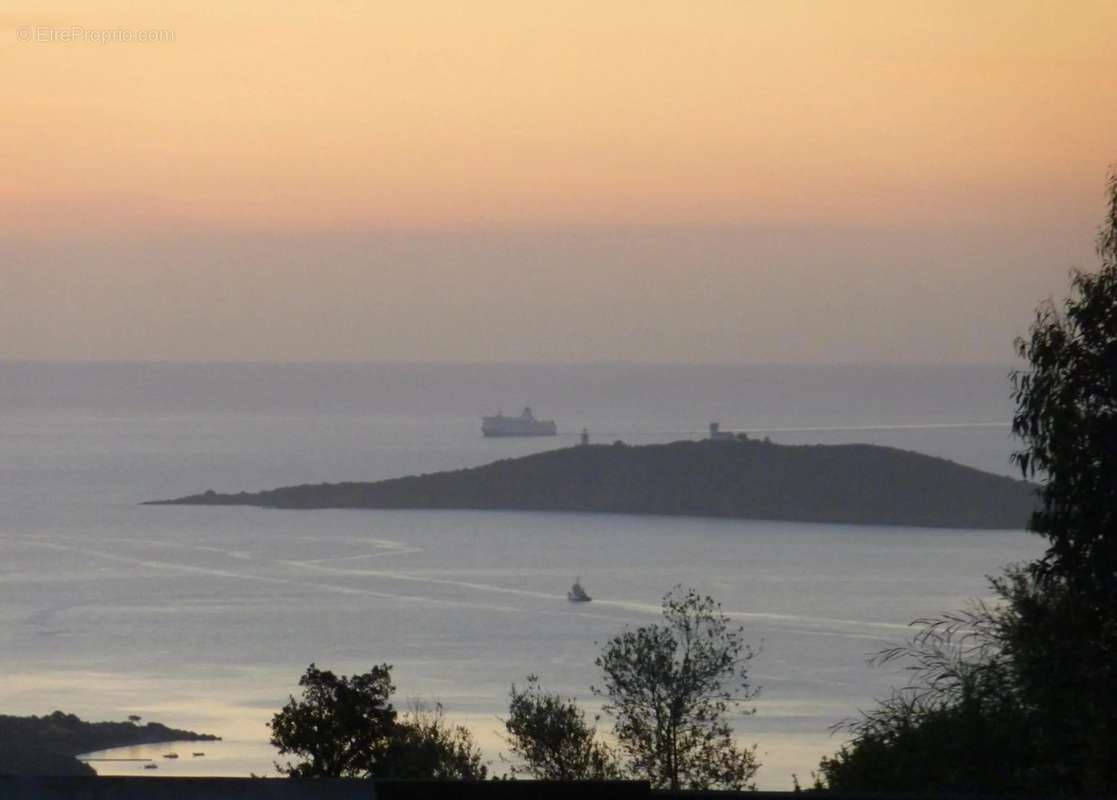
2,0,1115,364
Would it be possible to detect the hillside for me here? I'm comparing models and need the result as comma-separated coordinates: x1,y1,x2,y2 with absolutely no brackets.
0,712,219,776
149,439,1036,530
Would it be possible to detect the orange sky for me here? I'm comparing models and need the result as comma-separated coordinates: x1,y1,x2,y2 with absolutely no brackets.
4,0,1115,234
1,1,1115,362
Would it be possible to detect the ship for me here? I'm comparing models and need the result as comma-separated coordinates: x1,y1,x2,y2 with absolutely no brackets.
567,577,591,602
482,406,557,437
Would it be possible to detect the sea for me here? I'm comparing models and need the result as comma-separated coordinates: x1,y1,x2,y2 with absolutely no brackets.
0,362,1044,787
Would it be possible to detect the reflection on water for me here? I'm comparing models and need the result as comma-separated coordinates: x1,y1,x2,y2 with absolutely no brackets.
2,508,1041,787
0,363,1039,788
81,740,278,778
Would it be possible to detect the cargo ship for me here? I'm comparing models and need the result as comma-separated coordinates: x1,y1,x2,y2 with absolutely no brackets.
482,406,557,437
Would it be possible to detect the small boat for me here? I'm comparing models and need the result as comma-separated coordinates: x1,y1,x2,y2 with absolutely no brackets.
192,752,206,757
143,763,158,770
163,753,179,759
567,577,591,602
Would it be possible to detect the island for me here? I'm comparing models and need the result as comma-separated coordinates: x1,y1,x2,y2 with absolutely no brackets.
0,712,219,776
148,438,1036,530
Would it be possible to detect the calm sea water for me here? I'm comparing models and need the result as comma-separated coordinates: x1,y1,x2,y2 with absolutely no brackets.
0,363,1043,787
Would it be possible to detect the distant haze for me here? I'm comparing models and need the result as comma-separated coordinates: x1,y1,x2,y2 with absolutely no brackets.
2,1,1115,363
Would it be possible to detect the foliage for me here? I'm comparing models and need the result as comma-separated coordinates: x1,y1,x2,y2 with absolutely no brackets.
1011,168,1117,598
269,663,486,780
270,663,398,778
382,702,487,780
593,586,760,790
1006,167,1117,792
818,590,1038,793
994,565,1117,791
502,675,619,780
820,169,1117,795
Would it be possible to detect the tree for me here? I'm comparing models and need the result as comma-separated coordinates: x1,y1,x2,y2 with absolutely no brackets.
270,663,398,777
818,594,1038,793
269,663,486,780
819,168,1117,794
593,586,760,790
1012,167,1117,598
502,674,619,780
1007,167,1117,791
383,702,487,780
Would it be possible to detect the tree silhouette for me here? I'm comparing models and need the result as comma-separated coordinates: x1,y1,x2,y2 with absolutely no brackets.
1006,167,1117,792
502,674,618,780
821,168,1117,794
269,663,486,780
270,663,397,778
594,586,760,790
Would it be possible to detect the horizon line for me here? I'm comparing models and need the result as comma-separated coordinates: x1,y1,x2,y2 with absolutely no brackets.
0,358,1021,370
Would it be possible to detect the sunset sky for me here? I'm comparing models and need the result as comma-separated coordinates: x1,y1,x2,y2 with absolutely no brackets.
2,0,1115,363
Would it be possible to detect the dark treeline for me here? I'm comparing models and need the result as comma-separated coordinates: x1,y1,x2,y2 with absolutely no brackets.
0,711,218,776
